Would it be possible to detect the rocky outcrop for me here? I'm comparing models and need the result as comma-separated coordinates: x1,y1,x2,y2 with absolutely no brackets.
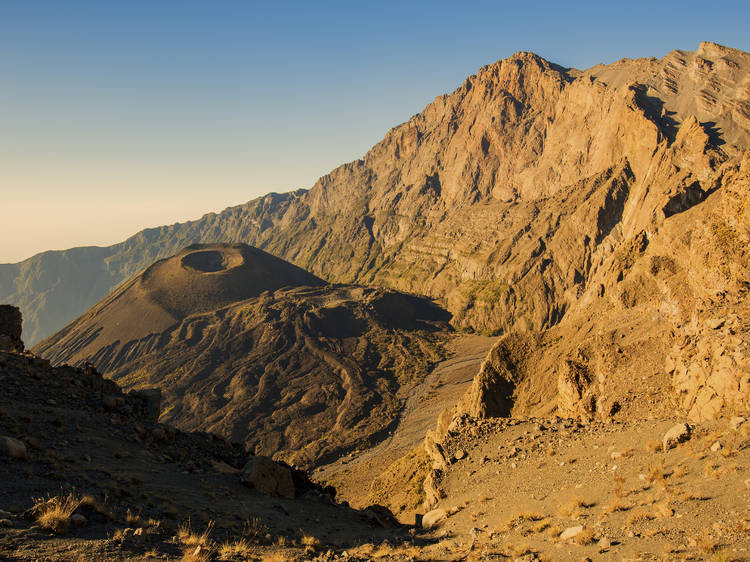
454,333,537,420
0,305,23,353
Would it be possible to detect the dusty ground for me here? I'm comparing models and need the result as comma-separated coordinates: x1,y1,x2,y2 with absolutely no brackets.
412,416,750,561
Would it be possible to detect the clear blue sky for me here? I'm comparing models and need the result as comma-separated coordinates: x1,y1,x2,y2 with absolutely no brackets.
1,0,748,262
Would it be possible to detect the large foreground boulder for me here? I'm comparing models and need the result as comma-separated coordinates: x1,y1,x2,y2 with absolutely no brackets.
0,305,23,353
240,456,295,499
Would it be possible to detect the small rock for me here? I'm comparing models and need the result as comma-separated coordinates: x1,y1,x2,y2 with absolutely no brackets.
103,395,125,411
422,508,447,529
23,436,41,450
662,423,691,451
610,452,622,459
454,449,466,461
710,441,722,452
706,318,725,330
132,527,146,545
0,519,12,528
730,417,746,431
598,537,611,550
70,514,88,527
0,436,27,460
560,525,583,540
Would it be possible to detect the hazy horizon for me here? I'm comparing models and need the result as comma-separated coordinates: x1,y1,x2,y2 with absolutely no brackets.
2,0,749,263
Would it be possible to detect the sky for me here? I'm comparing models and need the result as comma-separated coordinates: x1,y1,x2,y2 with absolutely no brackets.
1,1,749,263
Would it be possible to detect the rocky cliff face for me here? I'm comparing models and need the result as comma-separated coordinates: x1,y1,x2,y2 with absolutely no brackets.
5,43,749,350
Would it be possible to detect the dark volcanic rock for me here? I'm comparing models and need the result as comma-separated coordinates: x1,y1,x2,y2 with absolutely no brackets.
0,305,23,353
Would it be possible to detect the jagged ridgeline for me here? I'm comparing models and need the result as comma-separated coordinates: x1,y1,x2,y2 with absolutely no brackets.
35,243,452,468
4,42,750,346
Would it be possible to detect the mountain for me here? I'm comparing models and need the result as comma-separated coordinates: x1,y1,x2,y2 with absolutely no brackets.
5,42,749,346
35,244,451,468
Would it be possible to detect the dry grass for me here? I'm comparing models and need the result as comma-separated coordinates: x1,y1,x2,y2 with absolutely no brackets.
504,541,536,557
626,510,655,526
602,499,632,514
703,463,725,480
177,520,214,551
672,464,689,479
574,527,596,546
125,508,142,526
558,496,595,517
501,511,544,531
243,517,269,540
647,459,666,483
301,534,321,553
696,530,718,553
218,538,252,558
32,493,82,534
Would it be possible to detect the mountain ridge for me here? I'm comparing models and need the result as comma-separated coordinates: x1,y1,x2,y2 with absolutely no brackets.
4,42,750,345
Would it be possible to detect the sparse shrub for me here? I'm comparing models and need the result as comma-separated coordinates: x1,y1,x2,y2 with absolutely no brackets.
32,493,82,534
558,496,595,517
696,529,718,553
301,533,321,553
219,538,251,558
243,517,269,540
603,499,632,514
502,511,544,531
574,527,596,545
647,459,666,483
626,510,654,526
177,519,215,548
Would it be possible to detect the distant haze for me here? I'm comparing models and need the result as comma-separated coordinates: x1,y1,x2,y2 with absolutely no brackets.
2,0,749,263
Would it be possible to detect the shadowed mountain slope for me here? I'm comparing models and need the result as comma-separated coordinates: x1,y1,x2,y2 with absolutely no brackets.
35,245,451,468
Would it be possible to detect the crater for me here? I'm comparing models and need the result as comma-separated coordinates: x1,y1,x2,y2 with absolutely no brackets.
181,250,243,273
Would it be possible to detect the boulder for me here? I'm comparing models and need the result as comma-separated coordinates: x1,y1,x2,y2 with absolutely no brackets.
240,456,295,499
70,514,88,527
0,436,27,460
662,423,691,451
0,305,23,353
560,525,583,540
130,388,161,422
421,508,447,529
